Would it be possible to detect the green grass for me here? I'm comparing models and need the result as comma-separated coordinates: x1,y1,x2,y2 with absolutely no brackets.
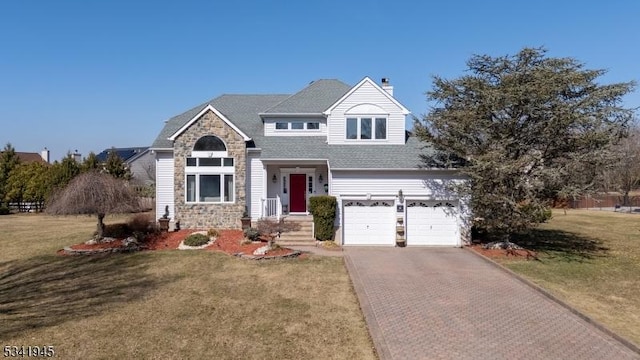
0,214,376,359
501,210,640,345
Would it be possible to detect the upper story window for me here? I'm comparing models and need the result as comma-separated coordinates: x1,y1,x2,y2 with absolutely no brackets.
193,136,226,151
186,135,234,203
274,121,321,131
346,117,387,140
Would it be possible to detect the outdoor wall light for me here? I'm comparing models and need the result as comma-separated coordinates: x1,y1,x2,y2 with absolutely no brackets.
398,189,404,203
272,174,277,183
318,174,324,183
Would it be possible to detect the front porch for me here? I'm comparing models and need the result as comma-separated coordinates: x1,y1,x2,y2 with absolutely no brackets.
259,161,329,220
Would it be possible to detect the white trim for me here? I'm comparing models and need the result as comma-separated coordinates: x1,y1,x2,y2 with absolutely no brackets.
168,104,252,141
259,112,325,117
323,77,410,115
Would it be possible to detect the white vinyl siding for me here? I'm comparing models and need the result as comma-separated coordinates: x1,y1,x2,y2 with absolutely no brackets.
327,80,406,144
330,170,466,224
155,151,175,222
248,155,264,219
264,117,327,136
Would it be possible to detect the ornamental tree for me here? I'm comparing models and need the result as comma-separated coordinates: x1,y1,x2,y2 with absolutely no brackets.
415,47,636,240
46,171,143,241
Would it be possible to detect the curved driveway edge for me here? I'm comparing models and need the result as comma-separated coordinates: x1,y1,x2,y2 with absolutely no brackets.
344,247,639,360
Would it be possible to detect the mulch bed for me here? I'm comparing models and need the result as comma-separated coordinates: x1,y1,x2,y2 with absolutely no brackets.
469,244,538,260
59,229,299,258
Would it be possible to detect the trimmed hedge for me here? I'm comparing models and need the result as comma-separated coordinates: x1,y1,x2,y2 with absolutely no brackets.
309,196,337,241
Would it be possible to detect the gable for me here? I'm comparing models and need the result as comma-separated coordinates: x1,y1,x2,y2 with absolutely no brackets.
324,77,410,116
168,104,251,142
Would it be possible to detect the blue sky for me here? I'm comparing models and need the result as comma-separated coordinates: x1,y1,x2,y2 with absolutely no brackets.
1,0,638,162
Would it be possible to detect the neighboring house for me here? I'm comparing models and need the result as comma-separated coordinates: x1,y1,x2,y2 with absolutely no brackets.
9,149,50,164
96,147,155,185
151,77,470,246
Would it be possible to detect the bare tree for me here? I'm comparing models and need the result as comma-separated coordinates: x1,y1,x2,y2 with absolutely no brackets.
255,218,300,248
46,171,143,241
603,124,640,207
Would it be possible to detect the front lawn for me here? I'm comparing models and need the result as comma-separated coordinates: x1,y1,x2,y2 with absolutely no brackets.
0,214,375,359
496,210,640,345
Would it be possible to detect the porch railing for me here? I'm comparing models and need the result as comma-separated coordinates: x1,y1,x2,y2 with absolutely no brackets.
262,195,282,220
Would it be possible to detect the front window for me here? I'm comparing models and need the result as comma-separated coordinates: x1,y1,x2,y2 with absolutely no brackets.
276,122,288,130
291,122,304,130
185,157,235,203
345,116,387,140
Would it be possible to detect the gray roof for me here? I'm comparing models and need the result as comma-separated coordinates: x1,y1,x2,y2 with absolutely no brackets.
151,95,288,149
151,79,434,169
262,79,351,114
258,135,435,169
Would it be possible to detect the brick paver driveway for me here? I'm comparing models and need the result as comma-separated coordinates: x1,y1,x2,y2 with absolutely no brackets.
345,247,639,360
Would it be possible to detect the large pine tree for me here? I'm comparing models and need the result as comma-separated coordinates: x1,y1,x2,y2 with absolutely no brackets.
415,47,636,240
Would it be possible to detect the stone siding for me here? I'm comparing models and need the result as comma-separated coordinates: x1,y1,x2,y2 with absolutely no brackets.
174,110,246,229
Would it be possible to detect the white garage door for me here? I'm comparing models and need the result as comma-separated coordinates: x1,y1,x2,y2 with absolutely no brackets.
343,200,395,245
406,201,459,246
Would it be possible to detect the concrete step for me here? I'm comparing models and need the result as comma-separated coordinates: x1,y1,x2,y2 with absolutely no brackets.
283,216,314,223
277,239,317,246
279,231,314,239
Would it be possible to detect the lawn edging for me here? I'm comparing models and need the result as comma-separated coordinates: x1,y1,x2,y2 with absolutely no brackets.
465,246,640,355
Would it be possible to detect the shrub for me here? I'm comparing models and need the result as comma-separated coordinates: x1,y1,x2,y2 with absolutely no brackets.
183,233,210,247
127,213,159,241
244,227,260,241
101,223,130,238
0,205,10,215
207,228,219,238
309,196,337,241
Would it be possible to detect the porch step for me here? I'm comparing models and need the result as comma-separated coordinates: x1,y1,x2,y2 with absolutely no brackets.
277,238,317,246
278,216,315,245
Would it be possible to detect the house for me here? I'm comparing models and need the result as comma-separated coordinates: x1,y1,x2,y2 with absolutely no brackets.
11,148,50,164
96,147,155,185
151,77,470,246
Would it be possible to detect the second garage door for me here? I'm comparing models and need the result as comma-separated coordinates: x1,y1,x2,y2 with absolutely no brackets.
343,200,395,245
406,201,459,246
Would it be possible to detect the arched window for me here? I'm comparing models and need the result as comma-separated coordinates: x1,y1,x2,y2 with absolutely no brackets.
193,136,226,152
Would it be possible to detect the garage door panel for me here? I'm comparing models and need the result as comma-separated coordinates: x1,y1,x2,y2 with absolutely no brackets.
343,201,395,246
407,201,458,246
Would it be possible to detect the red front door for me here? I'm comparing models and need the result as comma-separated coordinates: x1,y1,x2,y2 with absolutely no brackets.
290,174,306,212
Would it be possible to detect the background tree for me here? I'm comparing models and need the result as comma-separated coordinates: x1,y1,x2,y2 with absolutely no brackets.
82,151,101,172
105,148,131,180
0,143,21,205
5,162,49,212
48,153,81,193
46,171,143,241
415,47,636,241
602,123,640,207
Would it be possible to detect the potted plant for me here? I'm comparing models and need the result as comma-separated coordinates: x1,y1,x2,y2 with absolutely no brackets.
240,206,251,230
158,205,171,232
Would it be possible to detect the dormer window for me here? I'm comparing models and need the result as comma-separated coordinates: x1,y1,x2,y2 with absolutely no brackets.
346,117,387,140
274,121,321,131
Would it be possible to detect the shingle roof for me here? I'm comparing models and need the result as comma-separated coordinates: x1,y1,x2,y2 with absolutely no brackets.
151,78,434,169
13,152,48,164
151,95,289,149
257,134,435,169
262,79,351,114
96,147,148,162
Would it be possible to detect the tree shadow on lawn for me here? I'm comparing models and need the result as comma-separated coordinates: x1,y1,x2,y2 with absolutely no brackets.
0,253,163,341
511,229,609,262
